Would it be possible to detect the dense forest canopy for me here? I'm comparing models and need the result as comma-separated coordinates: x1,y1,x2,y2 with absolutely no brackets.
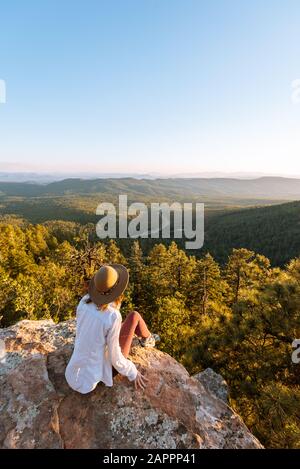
1,194,300,266
0,219,299,448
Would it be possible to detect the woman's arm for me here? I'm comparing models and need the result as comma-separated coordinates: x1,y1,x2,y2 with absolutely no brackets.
106,312,138,381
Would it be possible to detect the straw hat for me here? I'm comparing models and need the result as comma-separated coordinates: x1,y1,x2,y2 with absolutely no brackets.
88,264,129,305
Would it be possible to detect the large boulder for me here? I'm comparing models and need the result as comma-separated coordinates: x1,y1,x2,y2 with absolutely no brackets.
0,319,263,449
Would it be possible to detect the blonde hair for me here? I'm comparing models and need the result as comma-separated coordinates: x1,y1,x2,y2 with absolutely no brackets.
85,294,124,311
86,294,124,311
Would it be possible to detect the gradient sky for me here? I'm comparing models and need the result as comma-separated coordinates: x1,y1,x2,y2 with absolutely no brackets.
0,0,300,175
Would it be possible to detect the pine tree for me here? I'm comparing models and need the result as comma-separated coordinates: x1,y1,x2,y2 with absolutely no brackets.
191,253,228,316
128,241,145,307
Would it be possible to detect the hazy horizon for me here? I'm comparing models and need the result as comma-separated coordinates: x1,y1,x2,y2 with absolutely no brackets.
1,164,300,183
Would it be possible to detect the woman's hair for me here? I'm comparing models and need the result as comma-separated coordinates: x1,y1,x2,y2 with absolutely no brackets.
85,294,123,311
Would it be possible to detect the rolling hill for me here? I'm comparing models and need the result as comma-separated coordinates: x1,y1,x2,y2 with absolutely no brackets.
1,176,300,199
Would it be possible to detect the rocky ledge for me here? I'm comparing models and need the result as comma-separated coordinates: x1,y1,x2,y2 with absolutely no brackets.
0,319,262,449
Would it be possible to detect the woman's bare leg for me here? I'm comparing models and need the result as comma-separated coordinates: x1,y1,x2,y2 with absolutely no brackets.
119,311,151,358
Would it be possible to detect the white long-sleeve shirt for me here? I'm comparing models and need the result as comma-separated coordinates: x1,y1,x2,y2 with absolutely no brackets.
65,295,138,394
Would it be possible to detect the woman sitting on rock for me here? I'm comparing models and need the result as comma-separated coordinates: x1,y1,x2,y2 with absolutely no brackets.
65,264,159,394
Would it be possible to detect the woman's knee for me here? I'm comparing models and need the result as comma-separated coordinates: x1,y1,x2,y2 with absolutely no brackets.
128,310,141,322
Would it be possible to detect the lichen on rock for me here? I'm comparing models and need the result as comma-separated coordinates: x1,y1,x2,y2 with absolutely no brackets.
0,319,263,449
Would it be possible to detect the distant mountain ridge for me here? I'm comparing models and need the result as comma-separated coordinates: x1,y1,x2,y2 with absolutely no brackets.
1,169,298,183
1,176,300,200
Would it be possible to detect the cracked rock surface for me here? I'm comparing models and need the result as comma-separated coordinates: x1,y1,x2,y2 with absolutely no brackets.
0,320,263,449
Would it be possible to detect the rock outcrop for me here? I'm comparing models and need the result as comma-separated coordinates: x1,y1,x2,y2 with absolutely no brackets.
194,368,229,403
0,320,263,449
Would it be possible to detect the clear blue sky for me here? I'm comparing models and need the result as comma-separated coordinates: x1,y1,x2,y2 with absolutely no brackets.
0,0,300,175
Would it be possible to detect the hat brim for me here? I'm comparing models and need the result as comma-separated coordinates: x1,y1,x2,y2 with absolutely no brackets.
88,264,129,306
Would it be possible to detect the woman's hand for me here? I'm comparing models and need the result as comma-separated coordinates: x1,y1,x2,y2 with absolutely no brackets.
134,371,149,391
